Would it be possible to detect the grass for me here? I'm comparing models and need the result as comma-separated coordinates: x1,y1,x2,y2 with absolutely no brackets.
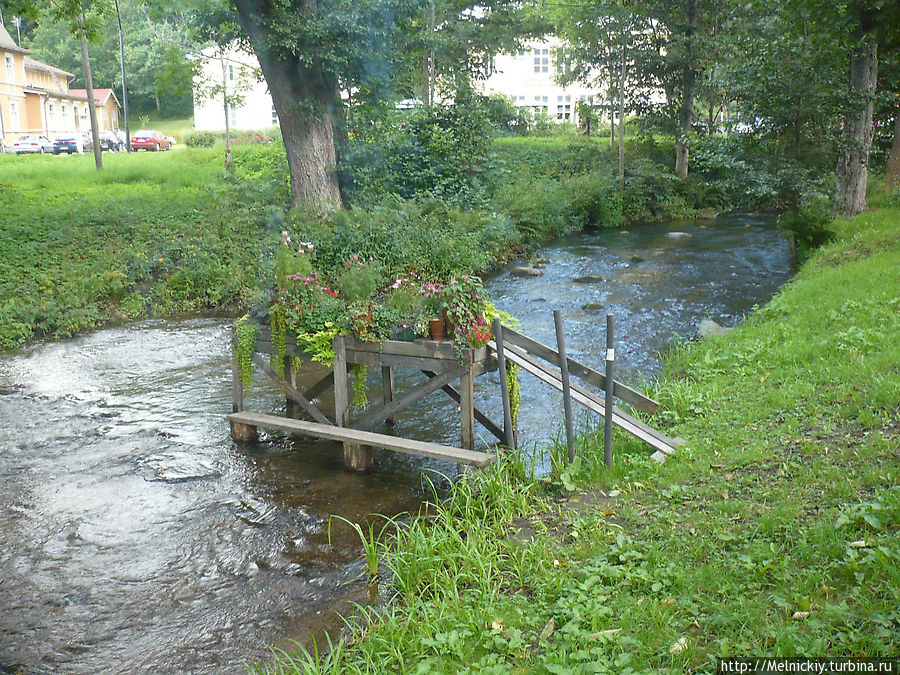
254,205,899,673
0,146,286,349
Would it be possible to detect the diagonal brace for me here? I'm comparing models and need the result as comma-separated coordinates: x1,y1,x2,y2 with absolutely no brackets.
252,353,334,426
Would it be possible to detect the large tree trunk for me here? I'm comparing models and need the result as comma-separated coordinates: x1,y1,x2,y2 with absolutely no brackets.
884,106,900,191
835,37,877,217
233,0,342,212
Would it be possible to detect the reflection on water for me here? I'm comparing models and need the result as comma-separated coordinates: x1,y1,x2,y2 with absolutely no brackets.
0,214,793,674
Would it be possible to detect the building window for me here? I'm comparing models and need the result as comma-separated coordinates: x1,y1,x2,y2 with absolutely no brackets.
228,64,234,82
533,95,548,114
533,48,549,73
271,104,278,126
230,106,237,127
5,55,14,83
9,101,19,130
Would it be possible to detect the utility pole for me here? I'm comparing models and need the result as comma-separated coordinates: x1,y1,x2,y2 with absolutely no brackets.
114,0,131,151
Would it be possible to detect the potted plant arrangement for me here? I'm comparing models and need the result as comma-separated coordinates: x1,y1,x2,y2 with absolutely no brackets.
419,280,446,340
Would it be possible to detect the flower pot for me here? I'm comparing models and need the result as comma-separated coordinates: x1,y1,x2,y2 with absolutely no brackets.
428,317,445,341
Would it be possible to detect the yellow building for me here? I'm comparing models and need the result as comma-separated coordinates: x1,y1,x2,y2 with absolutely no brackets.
1,23,120,149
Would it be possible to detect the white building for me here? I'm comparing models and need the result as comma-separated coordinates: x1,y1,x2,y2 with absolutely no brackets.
191,38,603,132
192,45,277,131
480,38,601,126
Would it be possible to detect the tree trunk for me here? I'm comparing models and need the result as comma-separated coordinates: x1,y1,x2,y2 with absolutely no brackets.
886,114,900,191
675,0,697,179
835,37,877,217
618,41,625,191
233,0,342,212
79,22,102,170
220,54,231,174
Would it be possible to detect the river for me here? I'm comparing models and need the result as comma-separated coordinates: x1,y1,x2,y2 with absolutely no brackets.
0,214,793,674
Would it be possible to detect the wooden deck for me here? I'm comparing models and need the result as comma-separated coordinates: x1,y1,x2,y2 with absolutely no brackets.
228,412,496,466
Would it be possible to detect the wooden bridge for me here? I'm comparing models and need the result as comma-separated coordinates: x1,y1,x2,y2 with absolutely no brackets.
228,316,683,471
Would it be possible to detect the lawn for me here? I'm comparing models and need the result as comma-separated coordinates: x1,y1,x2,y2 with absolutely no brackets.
0,146,285,349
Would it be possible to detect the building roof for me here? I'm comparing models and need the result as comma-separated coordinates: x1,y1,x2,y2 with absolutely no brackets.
0,22,29,54
68,88,120,108
24,56,74,78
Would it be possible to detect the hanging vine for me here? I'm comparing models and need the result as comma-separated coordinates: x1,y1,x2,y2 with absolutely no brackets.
506,361,521,435
352,363,369,410
235,317,258,393
270,304,287,377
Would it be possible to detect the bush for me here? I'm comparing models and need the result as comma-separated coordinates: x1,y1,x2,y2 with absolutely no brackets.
341,100,498,207
185,131,216,148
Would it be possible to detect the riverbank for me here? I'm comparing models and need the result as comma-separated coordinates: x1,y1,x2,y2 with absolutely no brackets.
0,135,710,351
258,206,899,673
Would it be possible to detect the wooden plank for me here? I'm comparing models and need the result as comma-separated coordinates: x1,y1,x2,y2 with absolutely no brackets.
382,366,395,426
227,412,496,466
554,310,576,463
422,370,505,443
494,342,679,455
354,367,462,431
492,318,515,449
344,336,490,364
255,334,305,359
501,326,659,414
304,371,334,401
459,352,475,450
346,350,449,372
251,354,334,426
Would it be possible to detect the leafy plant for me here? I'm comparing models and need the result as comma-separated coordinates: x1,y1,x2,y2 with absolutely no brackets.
297,322,340,366
352,363,369,410
235,317,257,391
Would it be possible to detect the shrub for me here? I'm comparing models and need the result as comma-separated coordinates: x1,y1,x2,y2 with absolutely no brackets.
184,131,216,148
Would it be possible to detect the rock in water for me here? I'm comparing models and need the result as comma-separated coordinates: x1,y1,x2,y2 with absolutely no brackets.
511,267,544,277
667,231,692,239
574,275,604,284
697,319,732,338
583,302,604,311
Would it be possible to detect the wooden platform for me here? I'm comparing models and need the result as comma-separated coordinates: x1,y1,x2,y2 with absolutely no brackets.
228,412,496,467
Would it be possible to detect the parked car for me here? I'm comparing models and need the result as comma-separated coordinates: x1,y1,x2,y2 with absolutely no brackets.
87,130,121,152
12,134,55,154
130,129,172,152
53,134,86,154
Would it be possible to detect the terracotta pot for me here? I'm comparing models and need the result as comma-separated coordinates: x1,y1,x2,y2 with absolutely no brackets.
428,317,445,341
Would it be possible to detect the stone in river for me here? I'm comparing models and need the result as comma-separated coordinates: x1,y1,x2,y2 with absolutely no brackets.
574,275,604,284
511,267,543,277
666,231,692,239
583,302,604,311
697,319,732,338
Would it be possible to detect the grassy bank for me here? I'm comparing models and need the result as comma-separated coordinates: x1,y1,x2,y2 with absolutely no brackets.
0,147,284,349
259,206,899,673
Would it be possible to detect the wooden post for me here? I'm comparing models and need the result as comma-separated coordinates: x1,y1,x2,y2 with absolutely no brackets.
603,314,615,467
382,366,395,426
230,324,257,442
335,336,372,472
284,355,298,419
459,349,475,451
553,309,576,464
492,318,515,450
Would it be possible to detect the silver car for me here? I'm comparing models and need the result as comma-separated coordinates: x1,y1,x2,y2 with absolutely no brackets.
12,134,55,154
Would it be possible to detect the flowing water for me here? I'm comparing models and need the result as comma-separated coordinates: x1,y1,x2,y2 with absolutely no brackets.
0,214,794,674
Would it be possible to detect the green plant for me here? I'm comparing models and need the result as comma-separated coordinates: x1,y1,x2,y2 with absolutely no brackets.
269,304,287,376
352,363,369,410
506,361,521,435
274,233,314,290
184,130,216,148
444,275,490,359
327,513,402,579
297,322,340,366
336,255,380,305
235,317,257,391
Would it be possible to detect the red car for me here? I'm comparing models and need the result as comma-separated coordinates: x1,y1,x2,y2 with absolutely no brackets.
130,129,172,151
